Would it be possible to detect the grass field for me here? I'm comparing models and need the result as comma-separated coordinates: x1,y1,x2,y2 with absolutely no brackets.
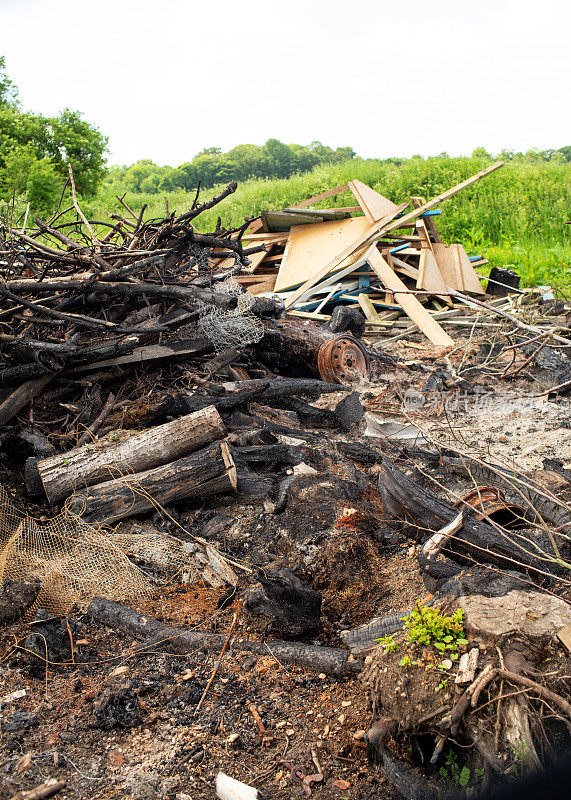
87,156,571,289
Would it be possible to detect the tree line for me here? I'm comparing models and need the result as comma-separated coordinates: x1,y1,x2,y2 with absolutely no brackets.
104,140,357,195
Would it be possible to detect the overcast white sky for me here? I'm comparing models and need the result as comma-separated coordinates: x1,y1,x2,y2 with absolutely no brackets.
2,0,570,166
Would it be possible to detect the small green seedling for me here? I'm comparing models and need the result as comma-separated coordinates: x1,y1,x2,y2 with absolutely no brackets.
375,634,399,653
439,751,471,787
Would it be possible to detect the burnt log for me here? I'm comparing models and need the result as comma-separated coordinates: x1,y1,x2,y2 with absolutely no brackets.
87,596,356,676
0,376,53,429
336,440,382,465
37,405,226,503
276,397,339,428
0,579,41,625
243,568,322,637
68,441,237,523
254,318,368,383
379,457,563,580
236,469,276,497
232,444,304,467
148,378,342,424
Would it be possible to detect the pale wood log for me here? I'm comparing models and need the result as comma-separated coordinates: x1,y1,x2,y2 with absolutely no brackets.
68,441,237,522
38,405,226,503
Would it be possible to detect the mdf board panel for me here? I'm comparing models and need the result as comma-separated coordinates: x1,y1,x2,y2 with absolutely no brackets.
432,243,463,290
275,216,372,292
451,244,485,295
349,180,399,223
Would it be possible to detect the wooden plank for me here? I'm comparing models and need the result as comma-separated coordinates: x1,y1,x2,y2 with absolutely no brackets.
349,179,399,223
291,184,349,209
411,195,442,243
284,162,504,310
242,232,289,243
236,274,277,284
275,216,373,292
389,254,419,281
261,209,350,231
242,249,273,275
367,249,454,347
0,375,53,429
451,244,485,295
248,278,277,295
214,248,270,276
282,206,362,214
274,208,352,221
70,340,212,374
287,310,331,321
357,293,381,322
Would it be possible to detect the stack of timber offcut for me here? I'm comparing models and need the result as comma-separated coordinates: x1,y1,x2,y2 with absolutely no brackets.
222,161,516,348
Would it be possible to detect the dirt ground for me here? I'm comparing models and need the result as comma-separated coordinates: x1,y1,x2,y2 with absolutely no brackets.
0,586,385,800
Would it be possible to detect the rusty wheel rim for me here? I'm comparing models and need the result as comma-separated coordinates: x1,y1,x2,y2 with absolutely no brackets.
316,337,369,384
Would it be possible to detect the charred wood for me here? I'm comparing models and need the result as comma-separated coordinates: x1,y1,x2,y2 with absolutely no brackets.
243,568,322,637
379,457,563,581
87,597,358,676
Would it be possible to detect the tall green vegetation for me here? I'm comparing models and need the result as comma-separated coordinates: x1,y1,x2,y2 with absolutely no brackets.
0,56,107,215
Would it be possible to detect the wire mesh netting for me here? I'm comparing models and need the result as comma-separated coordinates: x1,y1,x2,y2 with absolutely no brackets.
197,278,264,352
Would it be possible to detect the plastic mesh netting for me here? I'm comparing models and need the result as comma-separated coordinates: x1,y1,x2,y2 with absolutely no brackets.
0,486,206,617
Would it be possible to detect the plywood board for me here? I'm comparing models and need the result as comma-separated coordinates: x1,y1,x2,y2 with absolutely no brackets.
367,249,454,347
417,249,449,294
275,216,372,292
451,244,485,295
432,243,463,290
349,180,399,223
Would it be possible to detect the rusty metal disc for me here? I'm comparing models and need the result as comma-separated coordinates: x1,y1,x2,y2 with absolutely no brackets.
454,486,527,527
316,337,369,384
